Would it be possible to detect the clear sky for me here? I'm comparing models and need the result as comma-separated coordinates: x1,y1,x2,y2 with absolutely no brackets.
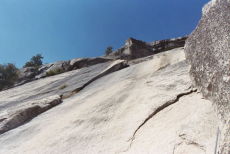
0,0,210,67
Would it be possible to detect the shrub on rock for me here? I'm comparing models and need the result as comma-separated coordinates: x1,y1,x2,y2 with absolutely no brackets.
0,63,19,90
105,46,113,56
24,54,43,68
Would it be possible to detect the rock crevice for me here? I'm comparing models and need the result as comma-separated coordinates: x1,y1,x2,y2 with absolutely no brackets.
125,88,197,151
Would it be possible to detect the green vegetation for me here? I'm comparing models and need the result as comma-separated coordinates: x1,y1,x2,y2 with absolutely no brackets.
0,63,19,90
24,54,43,68
0,54,45,91
46,68,64,77
105,46,113,56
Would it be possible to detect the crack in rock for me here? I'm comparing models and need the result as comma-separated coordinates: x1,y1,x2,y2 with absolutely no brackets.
173,134,206,154
124,88,197,152
172,141,205,154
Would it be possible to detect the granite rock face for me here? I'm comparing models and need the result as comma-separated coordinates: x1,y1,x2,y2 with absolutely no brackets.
0,60,128,134
0,60,128,113
0,48,219,154
185,0,230,153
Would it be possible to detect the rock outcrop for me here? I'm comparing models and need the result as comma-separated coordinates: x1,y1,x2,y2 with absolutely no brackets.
0,48,219,154
110,38,154,60
107,37,187,60
69,57,112,70
185,0,230,153
149,36,187,53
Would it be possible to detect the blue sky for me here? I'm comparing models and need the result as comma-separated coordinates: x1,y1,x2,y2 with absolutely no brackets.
0,0,209,67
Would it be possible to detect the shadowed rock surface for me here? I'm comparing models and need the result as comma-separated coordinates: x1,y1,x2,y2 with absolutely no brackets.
0,48,219,154
69,57,112,71
185,0,230,153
